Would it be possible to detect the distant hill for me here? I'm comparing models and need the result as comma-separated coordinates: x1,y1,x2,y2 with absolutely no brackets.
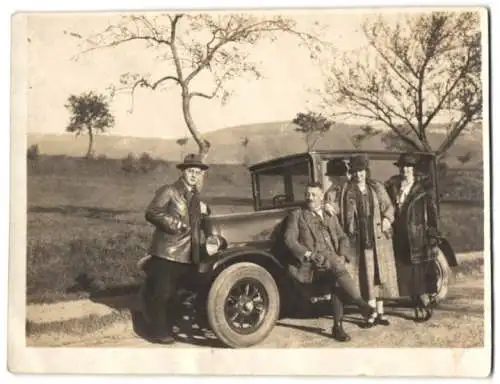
27,121,484,167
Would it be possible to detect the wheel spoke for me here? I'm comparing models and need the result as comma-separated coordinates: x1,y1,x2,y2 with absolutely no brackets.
250,287,261,300
254,303,265,313
230,311,240,323
227,294,239,303
223,277,271,335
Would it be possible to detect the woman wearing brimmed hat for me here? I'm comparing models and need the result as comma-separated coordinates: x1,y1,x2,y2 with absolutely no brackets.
334,154,400,327
385,153,440,322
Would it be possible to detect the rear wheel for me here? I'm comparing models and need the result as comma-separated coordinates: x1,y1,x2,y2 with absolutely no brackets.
207,262,280,348
429,248,451,303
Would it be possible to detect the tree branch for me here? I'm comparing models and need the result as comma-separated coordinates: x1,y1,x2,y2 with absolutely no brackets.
81,35,171,56
345,83,421,143
346,94,421,150
369,40,418,91
190,91,217,100
422,53,473,130
127,75,181,112
436,101,482,155
135,75,181,90
169,14,185,83
185,39,226,84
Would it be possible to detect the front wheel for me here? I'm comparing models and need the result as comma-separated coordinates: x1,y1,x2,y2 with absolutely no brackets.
207,262,280,348
429,248,452,303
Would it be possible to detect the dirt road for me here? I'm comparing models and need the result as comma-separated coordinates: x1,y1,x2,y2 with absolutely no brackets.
28,271,486,349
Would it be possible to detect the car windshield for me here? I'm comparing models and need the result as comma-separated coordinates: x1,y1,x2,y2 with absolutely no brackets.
253,157,311,210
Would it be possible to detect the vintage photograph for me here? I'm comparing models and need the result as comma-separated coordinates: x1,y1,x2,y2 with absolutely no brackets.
9,5,491,376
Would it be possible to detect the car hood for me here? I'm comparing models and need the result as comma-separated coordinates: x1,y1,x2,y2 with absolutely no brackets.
204,207,294,248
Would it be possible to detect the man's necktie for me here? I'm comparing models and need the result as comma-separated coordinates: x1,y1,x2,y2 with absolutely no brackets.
188,186,202,264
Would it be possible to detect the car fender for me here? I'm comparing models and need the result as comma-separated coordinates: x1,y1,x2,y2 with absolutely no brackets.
439,237,458,267
199,245,286,275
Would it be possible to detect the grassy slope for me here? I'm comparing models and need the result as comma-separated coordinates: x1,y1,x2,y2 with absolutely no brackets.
26,156,485,304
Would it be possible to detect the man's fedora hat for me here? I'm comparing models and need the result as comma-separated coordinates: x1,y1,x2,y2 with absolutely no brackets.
394,153,420,167
176,153,209,170
350,154,370,172
325,159,348,176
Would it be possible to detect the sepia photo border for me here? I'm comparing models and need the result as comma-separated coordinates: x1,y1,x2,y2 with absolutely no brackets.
7,3,493,377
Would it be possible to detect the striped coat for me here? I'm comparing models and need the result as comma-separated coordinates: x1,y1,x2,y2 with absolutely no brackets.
328,179,400,299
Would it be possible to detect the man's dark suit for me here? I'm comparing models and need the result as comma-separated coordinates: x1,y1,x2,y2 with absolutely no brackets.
283,205,374,341
284,207,350,277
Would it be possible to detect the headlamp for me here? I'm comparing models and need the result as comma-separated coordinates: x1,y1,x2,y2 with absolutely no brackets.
205,235,223,256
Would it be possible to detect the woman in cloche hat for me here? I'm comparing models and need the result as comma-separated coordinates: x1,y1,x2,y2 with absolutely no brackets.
334,154,400,327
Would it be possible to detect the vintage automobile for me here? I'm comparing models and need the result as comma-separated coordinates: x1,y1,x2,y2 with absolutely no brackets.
139,150,458,349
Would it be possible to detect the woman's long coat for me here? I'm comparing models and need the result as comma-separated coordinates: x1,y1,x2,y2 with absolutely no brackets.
385,175,440,296
330,179,400,299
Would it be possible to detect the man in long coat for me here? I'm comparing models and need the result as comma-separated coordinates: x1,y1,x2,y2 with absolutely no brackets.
332,154,400,327
140,153,211,344
284,182,376,341
385,153,440,322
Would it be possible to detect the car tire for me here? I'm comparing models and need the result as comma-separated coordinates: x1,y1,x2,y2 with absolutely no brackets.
430,247,452,303
207,262,280,348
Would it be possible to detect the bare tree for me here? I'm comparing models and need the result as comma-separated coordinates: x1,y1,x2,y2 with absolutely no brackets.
71,13,324,159
65,91,115,158
292,111,334,150
457,151,473,165
314,11,482,157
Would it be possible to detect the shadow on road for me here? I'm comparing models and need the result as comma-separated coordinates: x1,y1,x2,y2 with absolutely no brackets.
130,309,226,349
66,273,140,299
67,272,226,348
276,322,329,337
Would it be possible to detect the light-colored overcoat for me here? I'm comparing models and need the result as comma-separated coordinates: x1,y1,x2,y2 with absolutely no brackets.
327,179,400,299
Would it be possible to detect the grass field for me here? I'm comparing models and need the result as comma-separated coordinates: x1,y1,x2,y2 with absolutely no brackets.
26,156,486,304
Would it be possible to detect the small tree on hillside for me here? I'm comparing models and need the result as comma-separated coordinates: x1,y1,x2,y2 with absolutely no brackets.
292,111,334,150
65,91,115,158
241,136,250,165
176,137,189,160
27,144,40,161
457,151,473,165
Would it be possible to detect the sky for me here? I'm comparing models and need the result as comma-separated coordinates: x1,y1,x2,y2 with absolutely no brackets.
21,8,483,140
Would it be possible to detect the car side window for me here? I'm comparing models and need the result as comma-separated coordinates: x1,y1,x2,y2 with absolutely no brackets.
255,158,312,210
259,173,286,209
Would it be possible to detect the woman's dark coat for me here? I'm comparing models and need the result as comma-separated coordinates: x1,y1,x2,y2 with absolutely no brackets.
385,174,440,296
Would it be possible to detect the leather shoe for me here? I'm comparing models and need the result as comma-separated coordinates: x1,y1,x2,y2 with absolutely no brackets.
414,306,433,323
361,305,376,319
331,324,351,342
377,314,390,326
150,333,176,345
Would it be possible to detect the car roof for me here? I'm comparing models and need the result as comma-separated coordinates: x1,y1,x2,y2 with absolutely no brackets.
248,150,435,171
